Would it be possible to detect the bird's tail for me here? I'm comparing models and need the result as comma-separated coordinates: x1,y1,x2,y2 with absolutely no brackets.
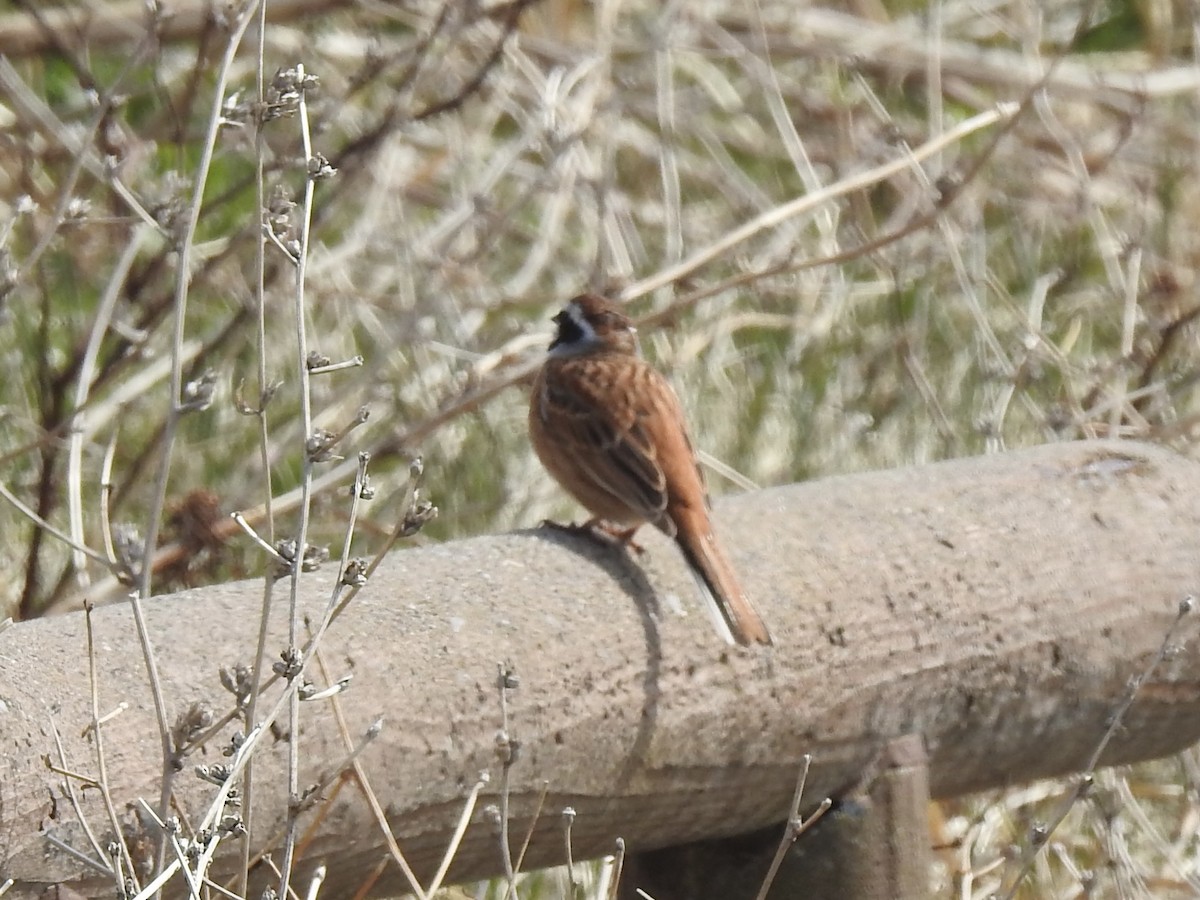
675,526,773,647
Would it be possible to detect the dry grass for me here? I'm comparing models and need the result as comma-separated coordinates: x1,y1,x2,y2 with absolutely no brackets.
3,0,1200,896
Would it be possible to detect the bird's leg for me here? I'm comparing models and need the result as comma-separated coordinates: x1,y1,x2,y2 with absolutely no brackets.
586,520,646,556
537,517,594,536
538,518,646,555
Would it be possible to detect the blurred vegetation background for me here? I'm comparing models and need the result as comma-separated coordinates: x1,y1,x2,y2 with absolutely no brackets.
2,0,1200,895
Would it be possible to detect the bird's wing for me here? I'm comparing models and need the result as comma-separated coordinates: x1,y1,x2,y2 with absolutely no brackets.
540,355,673,523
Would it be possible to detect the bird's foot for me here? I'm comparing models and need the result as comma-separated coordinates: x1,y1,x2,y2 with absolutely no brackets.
584,519,646,556
539,518,645,555
537,517,590,536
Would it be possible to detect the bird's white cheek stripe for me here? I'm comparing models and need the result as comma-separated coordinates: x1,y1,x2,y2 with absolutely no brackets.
548,303,601,358
567,304,594,338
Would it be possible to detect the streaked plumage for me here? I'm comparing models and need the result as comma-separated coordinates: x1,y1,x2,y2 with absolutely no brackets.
529,293,773,646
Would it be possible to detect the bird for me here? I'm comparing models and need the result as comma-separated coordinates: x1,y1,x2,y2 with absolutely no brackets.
528,292,773,646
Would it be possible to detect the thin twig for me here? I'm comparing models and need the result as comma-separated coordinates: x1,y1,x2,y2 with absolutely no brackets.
994,597,1195,899
277,60,322,900
98,423,122,571
67,230,146,590
496,661,520,900
0,480,112,567
620,102,1018,303
136,799,202,900
304,864,326,900
42,832,115,877
83,602,143,894
424,776,491,898
47,719,108,872
310,642,430,900
605,838,626,900
562,804,577,895
241,5,277,880
133,6,261,877
512,781,550,881
754,754,832,900
230,511,287,561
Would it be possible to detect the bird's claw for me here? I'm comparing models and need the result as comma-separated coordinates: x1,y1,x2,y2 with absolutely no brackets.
538,518,645,555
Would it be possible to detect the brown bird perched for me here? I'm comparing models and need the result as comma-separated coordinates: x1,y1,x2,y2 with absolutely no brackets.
528,293,773,646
